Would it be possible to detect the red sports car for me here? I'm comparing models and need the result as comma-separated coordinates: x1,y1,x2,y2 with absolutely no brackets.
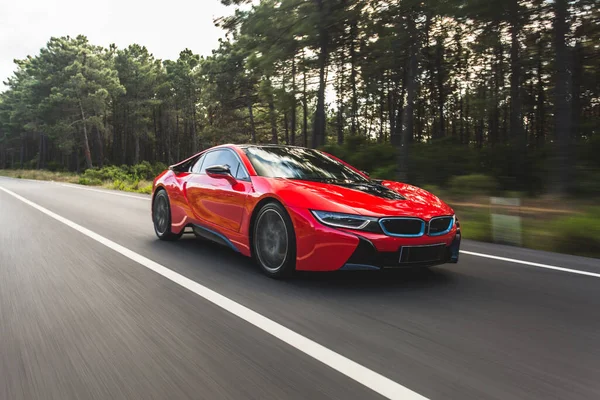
151,144,461,278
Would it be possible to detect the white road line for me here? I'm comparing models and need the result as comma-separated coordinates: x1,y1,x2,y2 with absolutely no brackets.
5,177,597,279
58,183,151,200
0,185,428,400
0,176,52,184
460,250,600,278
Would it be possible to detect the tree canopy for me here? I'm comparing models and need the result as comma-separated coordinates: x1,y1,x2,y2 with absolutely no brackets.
0,0,598,195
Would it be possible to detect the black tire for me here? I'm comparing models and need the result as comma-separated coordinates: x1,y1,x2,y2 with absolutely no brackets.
252,202,296,279
152,189,183,241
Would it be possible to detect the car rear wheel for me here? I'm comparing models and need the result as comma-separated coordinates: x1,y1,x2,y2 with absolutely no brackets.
153,189,182,241
253,202,296,278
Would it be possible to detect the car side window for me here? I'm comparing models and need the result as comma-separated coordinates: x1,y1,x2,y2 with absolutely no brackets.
190,154,206,173
200,150,247,180
199,151,222,174
234,162,249,179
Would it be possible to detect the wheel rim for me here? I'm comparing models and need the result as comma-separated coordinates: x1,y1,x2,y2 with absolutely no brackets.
153,195,169,235
255,209,288,272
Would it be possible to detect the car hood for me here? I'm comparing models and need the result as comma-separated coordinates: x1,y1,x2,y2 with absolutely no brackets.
272,178,454,220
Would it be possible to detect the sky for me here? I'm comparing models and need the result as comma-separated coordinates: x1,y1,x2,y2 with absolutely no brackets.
0,0,234,90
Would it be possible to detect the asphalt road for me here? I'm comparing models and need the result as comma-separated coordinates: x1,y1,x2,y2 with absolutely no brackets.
1,176,599,400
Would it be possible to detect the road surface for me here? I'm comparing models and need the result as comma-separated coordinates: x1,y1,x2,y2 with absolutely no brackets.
0,176,599,400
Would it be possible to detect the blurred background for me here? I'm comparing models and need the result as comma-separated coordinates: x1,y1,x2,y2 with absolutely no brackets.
0,0,598,257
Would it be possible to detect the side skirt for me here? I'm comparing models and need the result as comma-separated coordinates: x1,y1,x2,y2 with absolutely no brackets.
192,224,240,253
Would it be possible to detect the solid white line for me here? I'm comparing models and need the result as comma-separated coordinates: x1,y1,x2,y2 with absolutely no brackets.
460,250,600,278
58,183,151,200
0,185,428,400
6,176,596,280
0,176,52,184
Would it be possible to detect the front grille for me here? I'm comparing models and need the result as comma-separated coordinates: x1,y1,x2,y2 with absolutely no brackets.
379,218,424,237
400,244,446,264
428,216,454,236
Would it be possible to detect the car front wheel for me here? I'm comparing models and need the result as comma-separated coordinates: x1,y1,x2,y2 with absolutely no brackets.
252,202,296,278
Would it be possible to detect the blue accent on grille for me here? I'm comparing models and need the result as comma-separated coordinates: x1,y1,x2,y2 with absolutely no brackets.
378,217,426,238
428,215,455,237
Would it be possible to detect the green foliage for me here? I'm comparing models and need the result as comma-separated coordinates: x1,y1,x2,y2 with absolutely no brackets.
138,184,153,194
112,179,126,191
78,177,102,186
0,0,598,204
457,209,492,242
551,208,600,258
448,174,500,197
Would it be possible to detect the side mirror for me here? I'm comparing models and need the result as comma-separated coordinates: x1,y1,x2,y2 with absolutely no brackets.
205,165,237,184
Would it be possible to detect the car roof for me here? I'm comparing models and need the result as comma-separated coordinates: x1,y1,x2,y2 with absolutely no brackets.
233,144,314,151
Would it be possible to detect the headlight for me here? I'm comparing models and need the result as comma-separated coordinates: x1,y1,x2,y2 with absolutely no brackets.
311,210,381,233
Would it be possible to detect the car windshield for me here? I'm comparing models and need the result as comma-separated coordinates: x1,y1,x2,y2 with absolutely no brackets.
243,146,369,183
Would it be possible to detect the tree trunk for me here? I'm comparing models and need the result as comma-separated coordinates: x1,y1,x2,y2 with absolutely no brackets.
191,98,198,153
396,14,419,182
378,81,385,143
459,95,464,144
248,103,257,143
435,39,445,139
465,92,470,144
571,41,582,141
536,49,545,146
509,0,523,143
122,105,128,165
337,46,345,145
283,78,289,145
95,120,104,168
284,112,290,145
552,0,573,195
78,99,93,169
350,16,358,136
134,135,140,165
395,67,408,143
176,107,180,161
267,78,278,144
312,0,329,148
302,49,309,148
291,57,297,146
37,133,43,169
387,78,395,141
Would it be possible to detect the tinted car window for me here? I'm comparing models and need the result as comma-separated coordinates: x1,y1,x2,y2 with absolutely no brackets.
190,154,206,173
243,146,368,183
200,149,247,179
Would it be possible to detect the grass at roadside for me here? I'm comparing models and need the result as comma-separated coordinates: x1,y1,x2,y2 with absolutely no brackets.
0,168,154,194
1,168,598,259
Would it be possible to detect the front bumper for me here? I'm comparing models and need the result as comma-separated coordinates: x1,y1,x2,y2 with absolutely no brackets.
287,206,461,272
340,230,461,271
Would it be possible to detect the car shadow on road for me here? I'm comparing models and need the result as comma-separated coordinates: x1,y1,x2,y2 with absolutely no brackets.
157,236,456,296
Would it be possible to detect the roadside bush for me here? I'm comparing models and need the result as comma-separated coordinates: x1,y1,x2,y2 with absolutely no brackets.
82,162,166,183
112,179,126,191
46,161,64,172
138,184,153,194
78,177,102,186
573,168,600,197
456,208,492,242
131,161,154,180
551,207,600,258
448,174,499,197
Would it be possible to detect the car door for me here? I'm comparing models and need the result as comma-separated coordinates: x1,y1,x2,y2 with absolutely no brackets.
185,149,251,232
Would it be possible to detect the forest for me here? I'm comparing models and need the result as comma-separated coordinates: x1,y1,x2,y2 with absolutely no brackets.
0,0,598,197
